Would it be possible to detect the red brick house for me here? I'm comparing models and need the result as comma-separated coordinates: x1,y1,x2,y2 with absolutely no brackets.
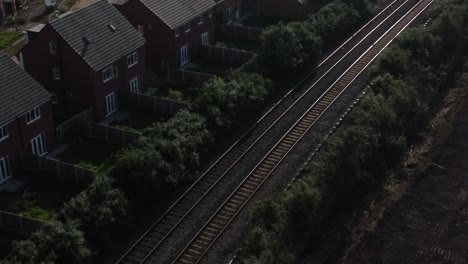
19,0,146,121
113,0,215,73
245,0,311,20
0,55,56,185
214,0,242,25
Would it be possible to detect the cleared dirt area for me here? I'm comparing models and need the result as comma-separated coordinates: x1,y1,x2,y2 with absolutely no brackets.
342,68,468,264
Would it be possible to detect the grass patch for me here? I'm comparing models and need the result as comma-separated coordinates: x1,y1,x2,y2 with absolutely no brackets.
0,32,24,50
152,82,199,103
56,141,122,175
242,15,288,28
112,113,171,133
0,172,84,221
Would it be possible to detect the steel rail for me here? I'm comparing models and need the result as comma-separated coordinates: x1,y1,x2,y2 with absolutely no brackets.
172,0,433,262
115,0,413,262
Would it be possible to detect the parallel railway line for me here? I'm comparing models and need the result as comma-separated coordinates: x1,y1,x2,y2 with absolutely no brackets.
172,0,433,262
115,0,431,263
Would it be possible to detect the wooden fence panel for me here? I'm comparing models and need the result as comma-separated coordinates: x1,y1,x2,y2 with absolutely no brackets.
124,93,189,115
219,24,262,41
0,210,43,235
167,68,215,87
199,45,255,65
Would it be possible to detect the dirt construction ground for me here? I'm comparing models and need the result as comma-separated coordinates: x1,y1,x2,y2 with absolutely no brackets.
342,65,468,264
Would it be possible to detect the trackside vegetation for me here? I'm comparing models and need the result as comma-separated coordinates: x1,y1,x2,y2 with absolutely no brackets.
260,0,373,74
239,1,468,263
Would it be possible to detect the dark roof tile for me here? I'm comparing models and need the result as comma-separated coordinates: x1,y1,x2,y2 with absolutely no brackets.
0,55,50,125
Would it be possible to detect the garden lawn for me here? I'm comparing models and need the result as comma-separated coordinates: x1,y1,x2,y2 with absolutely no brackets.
0,172,84,221
0,32,24,50
56,141,122,175
111,110,171,133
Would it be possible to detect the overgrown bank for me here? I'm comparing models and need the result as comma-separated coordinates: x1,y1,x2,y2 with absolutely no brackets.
239,1,468,263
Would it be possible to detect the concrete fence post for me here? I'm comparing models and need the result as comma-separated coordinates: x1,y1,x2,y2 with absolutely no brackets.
105,126,109,142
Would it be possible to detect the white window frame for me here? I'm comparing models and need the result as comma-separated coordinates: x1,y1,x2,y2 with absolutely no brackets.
129,77,141,94
0,125,9,142
236,2,240,19
53,68,60,80
26,107,41,125
175,27,180,37
208,9,213,18
198,15,203,25
138,25,144,34
201,32,209,45
184,22,191,33
0,156,12,184
102,65,118,83
49,41,57,54
105,92,117,116
127,52,138,68
180,45,189,66
30,134,47,157
227,7,233,24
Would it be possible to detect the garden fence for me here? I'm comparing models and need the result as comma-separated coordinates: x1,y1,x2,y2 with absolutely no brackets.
0,210,43,236
123,93,189,115
75,120,141,145
167,68,215,88
218,24,262,41
56,108,93,144
199,45,255,65
29,155,96,186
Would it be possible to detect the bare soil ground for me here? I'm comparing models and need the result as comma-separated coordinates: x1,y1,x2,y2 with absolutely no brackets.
341,68,468,264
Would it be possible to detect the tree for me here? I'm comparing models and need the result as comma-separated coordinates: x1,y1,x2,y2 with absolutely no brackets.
63,176,128,247
260,22,322,73
5,221,91,264
193,70,271,132
115,110,211,200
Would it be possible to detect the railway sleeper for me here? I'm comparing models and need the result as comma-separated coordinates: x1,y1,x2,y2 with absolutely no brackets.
188,248,202,256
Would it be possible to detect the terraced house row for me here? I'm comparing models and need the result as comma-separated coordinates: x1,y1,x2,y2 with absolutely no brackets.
1,0,310,184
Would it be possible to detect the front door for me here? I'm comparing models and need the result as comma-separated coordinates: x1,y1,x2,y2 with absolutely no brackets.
0,156,12,184
105,92,117,116
31,134,47,156
180,45,190,66
235,3,240,19
201,32,209,45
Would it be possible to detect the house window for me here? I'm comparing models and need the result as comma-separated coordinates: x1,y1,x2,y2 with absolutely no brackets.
53,68,60,80
198,15,203,25
208,9,213,17
51,93,58,104
25,107,41,124
105,92,117,116
180,45,189,66
102,65,118,83
201,32,209,45
49,41,57,54
138,25,144,34
227,7,233,24
0,125,8,142
0,156,12,184
129,77,141,93
184,22,191,33
30,134,47,156
127,52,138,68
175,28,180,37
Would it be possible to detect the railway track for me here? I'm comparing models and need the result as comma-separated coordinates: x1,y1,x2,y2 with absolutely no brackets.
171,0,433,263
115,0,425,263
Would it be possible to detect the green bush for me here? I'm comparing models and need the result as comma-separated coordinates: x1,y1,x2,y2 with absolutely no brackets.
4,221,91,264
